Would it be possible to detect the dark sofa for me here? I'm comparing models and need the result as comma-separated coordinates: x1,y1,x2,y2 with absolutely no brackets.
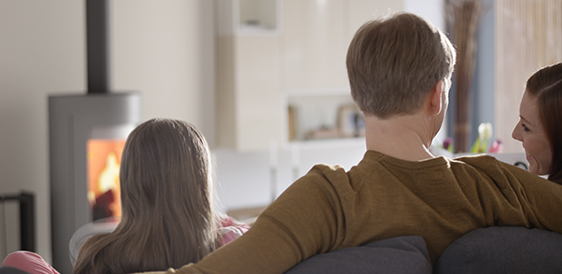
2,226,560,274
286,226,562,274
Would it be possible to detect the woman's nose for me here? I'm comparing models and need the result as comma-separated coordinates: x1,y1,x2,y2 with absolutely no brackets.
512,125,522,142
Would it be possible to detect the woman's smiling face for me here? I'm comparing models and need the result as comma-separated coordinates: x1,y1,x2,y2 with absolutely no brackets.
512,91,553,175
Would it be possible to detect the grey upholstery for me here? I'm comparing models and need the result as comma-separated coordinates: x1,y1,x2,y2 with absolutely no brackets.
285,227,562,274
285,235,432,274
0,267,30,274
434,226,562,274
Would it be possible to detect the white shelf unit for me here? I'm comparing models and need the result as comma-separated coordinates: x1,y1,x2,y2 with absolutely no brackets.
217,0,281,36
215,0,284,151
237,0,281,36
287,137,366,150
215,0,404,151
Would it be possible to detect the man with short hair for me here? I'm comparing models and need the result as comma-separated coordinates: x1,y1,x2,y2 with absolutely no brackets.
149,12,562,274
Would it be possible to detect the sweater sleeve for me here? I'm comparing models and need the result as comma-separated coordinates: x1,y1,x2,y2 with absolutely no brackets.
501,163,562,230
460,155,562,231
163,166,347,274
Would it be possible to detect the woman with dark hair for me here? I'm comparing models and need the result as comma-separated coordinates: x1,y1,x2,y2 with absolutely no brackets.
2,118,249,274
512,63,562,184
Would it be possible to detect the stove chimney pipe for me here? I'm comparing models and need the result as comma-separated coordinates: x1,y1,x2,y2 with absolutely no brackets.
86,0,110,94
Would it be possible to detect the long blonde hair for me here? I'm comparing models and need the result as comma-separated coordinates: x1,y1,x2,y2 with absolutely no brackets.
73,118,220,274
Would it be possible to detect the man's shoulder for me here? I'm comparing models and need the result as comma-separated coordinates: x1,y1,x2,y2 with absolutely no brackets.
302,163,350,185
308,163,348,174
452,154,548,184
453,154,520,171
451,153,498,166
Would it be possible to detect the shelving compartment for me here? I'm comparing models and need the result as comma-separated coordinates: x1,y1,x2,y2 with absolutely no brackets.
286,89,364,143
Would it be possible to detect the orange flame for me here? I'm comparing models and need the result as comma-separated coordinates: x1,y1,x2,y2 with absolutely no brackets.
87,139,126,221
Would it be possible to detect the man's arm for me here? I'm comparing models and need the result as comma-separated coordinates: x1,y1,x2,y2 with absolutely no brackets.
462,156,562,231
163,167,347,274
507,165,562,230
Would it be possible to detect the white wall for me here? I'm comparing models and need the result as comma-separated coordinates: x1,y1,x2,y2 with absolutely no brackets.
112,1,216,144
405,0,445,30
0,0,215,263
0,0,84,263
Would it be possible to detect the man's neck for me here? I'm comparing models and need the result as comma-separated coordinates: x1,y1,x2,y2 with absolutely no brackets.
364,113,437,161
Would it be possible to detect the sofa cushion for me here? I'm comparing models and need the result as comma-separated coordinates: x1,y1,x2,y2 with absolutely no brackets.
0,267,31,274
434,226,562,274
284,235,432,274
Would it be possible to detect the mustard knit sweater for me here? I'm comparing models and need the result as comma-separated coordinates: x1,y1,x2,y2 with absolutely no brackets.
149,150,562,274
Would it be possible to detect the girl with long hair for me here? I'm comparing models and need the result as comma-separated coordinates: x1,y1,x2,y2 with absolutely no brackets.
2,118,248,274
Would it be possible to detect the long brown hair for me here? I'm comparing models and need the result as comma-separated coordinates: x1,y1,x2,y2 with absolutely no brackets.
73,118,220,274
526,63,562,184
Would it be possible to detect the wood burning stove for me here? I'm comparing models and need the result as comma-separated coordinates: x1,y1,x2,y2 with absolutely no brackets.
48,1,141,272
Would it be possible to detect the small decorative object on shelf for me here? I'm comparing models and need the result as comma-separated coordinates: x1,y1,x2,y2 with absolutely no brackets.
488,139,503,153
287,105,298,141
442,137,454,153
470,122,492,153
337,103,364,138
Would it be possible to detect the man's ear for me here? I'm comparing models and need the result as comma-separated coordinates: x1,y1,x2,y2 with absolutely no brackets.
428,80,444,115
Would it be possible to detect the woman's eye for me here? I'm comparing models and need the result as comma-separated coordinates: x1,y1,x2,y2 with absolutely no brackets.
522,124,530,132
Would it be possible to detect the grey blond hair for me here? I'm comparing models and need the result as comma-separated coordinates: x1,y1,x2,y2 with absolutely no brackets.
346,12,456,118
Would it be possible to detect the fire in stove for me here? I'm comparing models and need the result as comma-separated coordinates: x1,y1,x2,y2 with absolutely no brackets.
87,139,126,221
